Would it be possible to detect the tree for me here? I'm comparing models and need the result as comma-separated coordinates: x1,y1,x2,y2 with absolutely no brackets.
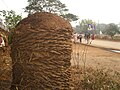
80,19,93,25
25,0,78,21
0,10,22,30
60,13,78,22
96,23,107,34
74,25,81,33
25,0,68,13
105,23,119,39
78,19,95,33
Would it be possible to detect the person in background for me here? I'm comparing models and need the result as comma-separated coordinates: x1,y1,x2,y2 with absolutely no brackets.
91,33,95,40
73,32,78,43
78,34,83,43
84,32,90,44
90,33,95,44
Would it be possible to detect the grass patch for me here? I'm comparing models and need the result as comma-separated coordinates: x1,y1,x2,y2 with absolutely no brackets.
70,66,120,90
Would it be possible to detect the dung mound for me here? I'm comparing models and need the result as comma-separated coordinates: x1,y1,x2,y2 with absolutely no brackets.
11,12,73,90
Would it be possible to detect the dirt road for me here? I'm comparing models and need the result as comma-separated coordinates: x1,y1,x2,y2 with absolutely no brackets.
82,39,120,50
71,43,120,71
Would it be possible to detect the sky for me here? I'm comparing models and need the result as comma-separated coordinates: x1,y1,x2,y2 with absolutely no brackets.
0,0,120,26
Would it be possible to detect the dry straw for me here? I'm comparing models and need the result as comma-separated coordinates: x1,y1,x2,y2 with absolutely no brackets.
0,27,12,90
11,12,73,90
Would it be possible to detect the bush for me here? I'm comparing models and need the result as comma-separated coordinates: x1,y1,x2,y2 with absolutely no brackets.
70,66,120,90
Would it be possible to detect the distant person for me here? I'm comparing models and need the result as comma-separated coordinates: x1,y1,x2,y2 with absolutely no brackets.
84,32,90,44
90,34,95,44
91,34,95,40
73,32,78,43
78,34,83,43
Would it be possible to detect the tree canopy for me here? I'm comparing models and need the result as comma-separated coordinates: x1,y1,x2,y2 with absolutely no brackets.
60,13,78,21
74,19,95,33
25,0,78,21
0,10,22,30
105,23,120,39
96,23,107,34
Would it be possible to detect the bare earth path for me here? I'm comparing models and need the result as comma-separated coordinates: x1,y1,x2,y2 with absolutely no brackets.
71,43,120,71
83,39,120,50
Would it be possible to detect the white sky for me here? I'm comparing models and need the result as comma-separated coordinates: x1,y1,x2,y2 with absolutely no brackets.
0,0,120,26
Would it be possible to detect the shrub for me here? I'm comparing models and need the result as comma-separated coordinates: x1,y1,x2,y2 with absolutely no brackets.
70,66,120,90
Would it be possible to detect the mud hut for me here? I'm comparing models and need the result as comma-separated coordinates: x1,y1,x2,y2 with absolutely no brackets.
0,27,12,90
11,12,73,90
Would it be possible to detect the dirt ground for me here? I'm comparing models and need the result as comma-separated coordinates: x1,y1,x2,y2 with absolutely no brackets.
71,43,120,72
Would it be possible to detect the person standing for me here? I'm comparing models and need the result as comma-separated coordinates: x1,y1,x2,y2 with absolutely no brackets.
78,34,83,43
73,32,78,43
84,32,90,44
91,34,95,40
90,33,95,44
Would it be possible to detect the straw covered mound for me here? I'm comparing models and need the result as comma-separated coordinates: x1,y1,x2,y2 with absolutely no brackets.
0,28,12,90
11,12,73,90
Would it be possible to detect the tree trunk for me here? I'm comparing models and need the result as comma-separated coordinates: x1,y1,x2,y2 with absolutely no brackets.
11,12,73,90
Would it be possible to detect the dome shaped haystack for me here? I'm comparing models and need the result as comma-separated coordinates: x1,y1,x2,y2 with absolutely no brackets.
11,12,73,90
